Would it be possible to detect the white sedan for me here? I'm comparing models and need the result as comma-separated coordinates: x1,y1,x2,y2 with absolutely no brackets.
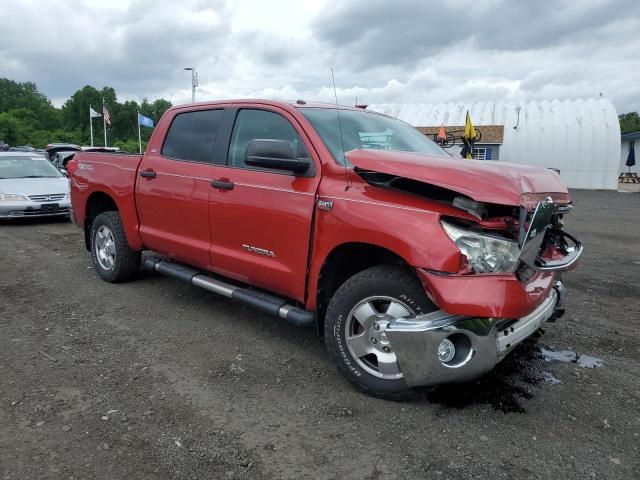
0,152,71,219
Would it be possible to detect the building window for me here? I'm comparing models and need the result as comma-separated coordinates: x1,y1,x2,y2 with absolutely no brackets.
473,147,486,160
473,147,493,160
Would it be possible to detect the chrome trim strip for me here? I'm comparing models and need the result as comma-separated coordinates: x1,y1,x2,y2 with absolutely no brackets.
192,275,235,298
554,280,566,307
386,310,467,333
496,289,557,354
232,183,315,195
519,199,555,264
278,305,292,319
535,230,583,271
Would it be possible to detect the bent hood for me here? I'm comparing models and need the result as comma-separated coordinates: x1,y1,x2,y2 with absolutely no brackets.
346,149,569,206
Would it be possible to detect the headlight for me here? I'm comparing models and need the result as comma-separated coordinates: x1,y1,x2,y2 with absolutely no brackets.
0,193,28,202
441,220,520,274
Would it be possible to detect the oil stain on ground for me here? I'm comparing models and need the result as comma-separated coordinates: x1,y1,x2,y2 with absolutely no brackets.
424,336,604,413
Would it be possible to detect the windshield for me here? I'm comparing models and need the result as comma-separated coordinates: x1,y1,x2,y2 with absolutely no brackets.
300,107,448,165
0,156,63,179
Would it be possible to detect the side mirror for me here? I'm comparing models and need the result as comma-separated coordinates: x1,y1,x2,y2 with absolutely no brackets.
245,139,311,174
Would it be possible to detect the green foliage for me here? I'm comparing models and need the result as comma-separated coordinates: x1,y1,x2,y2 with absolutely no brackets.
0,111,28,145
0,78,58,130
112,139,143,154
619,112,640,134
0,77,171,149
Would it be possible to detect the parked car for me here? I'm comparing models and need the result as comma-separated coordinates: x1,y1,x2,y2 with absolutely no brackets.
45,144,81,173
9,145,37,152
67,100,582,398
52,151,79,172
0,152,71,219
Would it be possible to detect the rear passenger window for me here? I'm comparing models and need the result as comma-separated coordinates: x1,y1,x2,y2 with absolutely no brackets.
161,109,224,163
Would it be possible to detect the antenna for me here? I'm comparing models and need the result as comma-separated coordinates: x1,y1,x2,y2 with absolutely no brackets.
331,68,350,191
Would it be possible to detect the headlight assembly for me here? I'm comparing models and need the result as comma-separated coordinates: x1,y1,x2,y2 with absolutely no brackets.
0,193,28,202
441,220,520,274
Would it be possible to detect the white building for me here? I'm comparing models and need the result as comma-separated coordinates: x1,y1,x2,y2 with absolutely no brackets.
368,99,621,190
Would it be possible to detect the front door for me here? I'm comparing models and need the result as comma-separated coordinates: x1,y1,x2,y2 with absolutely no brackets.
136,108,224,269
208,107,320,302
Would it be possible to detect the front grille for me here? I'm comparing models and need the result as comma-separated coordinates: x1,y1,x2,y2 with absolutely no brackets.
516,263,537,283
9,207,69,217
28,193,66,202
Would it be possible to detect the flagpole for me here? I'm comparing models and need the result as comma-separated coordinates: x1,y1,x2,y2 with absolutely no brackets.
102,97,107,147
89,105,94,147
137,113,142,154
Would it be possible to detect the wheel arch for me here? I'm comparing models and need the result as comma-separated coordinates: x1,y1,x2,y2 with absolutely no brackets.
83,190,143,253
314,242,418,334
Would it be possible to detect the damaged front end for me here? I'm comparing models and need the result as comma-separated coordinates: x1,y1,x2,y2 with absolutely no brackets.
384,281,565,387
352,161,583,387
382,197,581,387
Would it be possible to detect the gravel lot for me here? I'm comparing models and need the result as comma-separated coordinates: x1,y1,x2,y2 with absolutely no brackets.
1,189,639,479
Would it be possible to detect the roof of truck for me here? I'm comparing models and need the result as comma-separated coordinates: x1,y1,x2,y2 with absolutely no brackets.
169,99,368,113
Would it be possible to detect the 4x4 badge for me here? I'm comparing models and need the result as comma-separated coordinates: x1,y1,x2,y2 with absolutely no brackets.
317,199,333,211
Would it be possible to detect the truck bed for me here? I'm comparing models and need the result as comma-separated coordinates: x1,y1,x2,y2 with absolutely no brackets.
69,151,145,250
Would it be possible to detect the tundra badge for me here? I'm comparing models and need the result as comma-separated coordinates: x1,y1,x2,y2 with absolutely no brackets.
242,244,275,257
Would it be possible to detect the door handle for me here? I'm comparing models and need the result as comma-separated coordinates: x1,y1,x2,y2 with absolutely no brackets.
139,169,156,179
211,179,234,190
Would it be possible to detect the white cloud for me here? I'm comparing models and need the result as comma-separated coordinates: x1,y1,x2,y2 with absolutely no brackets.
0,0,638,113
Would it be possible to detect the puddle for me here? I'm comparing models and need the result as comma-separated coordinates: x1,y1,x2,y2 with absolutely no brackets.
539,370,562,385
425,336,548,413
539,348,576,363
540,347,605,368
423,338,603,413
576,354,605,368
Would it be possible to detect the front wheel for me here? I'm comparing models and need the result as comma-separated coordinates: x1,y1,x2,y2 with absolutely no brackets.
324,265,436,399
90,211,140,283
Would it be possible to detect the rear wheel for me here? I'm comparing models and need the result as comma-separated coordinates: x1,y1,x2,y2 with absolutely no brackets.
324,265,436,399
90,211,140,283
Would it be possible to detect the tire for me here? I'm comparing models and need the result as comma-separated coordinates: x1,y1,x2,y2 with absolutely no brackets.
324,265,436,400
90,211,140,283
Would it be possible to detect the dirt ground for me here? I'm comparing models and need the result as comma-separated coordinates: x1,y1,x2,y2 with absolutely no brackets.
1,189,638,479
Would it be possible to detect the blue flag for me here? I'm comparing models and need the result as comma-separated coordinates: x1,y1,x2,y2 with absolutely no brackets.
137,113,154,128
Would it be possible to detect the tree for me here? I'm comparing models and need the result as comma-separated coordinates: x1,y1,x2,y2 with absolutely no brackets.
0,111,28,145
619,112,640,134
0,77,172,148
61,85,104,143
0,78,59,130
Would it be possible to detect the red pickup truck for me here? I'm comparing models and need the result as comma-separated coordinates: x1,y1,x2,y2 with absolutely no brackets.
68,99,582,398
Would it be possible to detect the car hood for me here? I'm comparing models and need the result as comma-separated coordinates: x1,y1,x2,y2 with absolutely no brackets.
346,149,569,206
0,177,69,196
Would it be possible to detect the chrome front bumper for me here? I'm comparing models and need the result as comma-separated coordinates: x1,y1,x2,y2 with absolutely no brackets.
385,282,564,387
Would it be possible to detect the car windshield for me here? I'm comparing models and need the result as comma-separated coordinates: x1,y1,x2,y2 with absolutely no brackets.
0,156,63,179
300,107,448,165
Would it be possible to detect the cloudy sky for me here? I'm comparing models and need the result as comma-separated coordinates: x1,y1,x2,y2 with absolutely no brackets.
1,0,639,113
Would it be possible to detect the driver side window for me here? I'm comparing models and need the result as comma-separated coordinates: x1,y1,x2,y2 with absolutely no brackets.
227,109,309,170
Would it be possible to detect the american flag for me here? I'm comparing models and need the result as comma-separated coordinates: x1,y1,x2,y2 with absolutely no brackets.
103,105,111,126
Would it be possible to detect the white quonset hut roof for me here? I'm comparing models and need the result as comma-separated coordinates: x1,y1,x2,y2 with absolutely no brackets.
368,99,621,190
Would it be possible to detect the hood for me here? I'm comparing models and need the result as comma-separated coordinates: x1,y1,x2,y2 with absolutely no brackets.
0,177,70,196
346,150,568,206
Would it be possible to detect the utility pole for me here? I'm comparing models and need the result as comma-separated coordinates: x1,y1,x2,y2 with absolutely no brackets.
184,67,198,103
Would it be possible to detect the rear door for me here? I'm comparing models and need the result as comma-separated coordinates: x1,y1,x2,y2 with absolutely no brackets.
136,108,224,269
208,106,321,302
